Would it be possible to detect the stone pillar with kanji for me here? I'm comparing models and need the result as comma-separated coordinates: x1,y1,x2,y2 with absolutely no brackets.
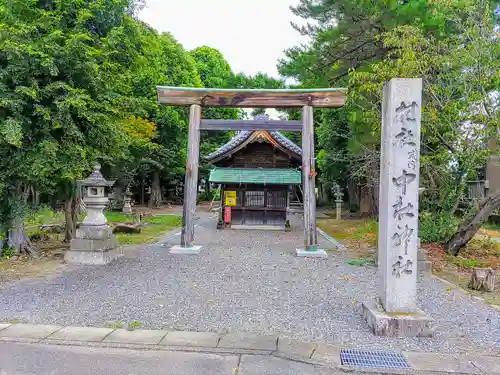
362,78,436,337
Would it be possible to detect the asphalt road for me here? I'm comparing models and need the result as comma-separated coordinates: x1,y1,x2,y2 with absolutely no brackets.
0,343,346,375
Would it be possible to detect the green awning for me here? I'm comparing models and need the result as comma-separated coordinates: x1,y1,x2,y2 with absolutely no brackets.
209,168,301,185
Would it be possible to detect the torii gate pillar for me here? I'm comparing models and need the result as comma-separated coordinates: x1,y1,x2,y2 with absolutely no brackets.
296,106,327,258
170,104,202,254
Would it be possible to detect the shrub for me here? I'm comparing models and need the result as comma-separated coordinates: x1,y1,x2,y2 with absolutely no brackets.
419,212,457,244
1,246,16,259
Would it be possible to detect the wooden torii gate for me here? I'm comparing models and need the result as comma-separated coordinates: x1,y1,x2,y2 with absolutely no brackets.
156,86,347,255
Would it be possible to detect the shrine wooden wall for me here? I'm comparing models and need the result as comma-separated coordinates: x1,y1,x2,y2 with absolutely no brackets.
216,143,299,169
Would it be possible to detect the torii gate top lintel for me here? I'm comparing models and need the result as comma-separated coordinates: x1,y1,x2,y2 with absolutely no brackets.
156,86,347,108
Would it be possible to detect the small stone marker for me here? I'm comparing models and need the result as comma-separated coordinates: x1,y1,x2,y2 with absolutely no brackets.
362,78,435,337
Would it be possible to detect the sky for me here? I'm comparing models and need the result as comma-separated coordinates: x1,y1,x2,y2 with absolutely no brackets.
138,0,309,78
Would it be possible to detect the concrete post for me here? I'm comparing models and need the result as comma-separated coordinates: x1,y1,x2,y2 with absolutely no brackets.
362,78,435,336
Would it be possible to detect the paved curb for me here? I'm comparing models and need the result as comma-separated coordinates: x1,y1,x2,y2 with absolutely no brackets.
0,323,498,374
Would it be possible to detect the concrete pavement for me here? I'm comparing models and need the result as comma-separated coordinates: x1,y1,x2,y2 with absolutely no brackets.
0,324,499,374
0,342,349,375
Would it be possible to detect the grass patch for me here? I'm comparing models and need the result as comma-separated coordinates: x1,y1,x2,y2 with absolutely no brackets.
349,220,378,243
484,222,500,231
445,255,489,269
105,321,123,329
345,258,375,267
23,206,182,246
317,219,378,247
127,321,142,331
24,206,64,226
104,212,135,223
115,215,182,245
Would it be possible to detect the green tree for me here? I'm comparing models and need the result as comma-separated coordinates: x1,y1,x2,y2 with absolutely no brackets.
280,0,499,223
103,19,202,207
0,0,138,247
189,46,241,191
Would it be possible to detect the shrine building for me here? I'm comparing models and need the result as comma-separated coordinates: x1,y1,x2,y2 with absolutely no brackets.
206,114,302,229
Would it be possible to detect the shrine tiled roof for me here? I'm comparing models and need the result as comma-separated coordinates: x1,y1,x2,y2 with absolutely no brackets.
206,131,253,161
205,114,302,161
270,131,302,156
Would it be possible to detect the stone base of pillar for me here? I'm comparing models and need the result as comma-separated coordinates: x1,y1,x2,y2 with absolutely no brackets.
361,299,436,337
65,246,124,265
66,225,122,265
417,260,432,275
169,245,202,255
417,247,432,276
122,204,132,214
295,248,328,259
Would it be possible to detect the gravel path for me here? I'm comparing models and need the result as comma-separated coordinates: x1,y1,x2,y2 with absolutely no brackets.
0,212,499,355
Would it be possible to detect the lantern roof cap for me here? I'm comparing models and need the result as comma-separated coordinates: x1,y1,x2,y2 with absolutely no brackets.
78,164,115,187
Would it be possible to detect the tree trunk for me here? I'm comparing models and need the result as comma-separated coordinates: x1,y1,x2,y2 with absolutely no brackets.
8,218,24,255
468,268,495,292
22,185,30,205
368,158,379,216
149,171,162,208
347,178,358,210
64,198,77,242
445,192,500,255
140,178,145,205
8,218,38,257
359,185,372,217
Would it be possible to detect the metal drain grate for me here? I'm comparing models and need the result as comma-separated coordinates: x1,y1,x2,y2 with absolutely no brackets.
340,349,411,370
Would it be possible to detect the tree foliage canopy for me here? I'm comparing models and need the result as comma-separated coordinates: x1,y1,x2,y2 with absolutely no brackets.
280,0,499,242
0,0,253,235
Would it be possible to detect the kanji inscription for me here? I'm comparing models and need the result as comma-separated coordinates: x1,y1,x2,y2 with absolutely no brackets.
395,101,418,123
392,196,415,221
393,128,416,148
389,100,420,279
392,170,416,195
391,224,414,255
392,255,413,278
408,149,418,170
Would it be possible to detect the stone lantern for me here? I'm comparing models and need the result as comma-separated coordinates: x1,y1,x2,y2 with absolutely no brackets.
65,164,123,265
